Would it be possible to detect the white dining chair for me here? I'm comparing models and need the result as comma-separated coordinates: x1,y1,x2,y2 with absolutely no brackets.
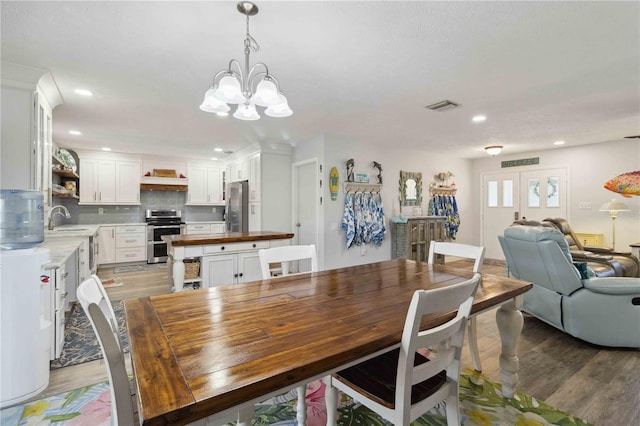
258,244,318,425
258,244,318,279
77,275,134,425
428,241,486,372
329,273,481,425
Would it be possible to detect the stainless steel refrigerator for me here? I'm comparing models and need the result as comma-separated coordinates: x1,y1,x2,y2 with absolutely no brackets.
225,180,248,232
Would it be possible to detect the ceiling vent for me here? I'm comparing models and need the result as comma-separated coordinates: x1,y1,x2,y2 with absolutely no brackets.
426,100,460,112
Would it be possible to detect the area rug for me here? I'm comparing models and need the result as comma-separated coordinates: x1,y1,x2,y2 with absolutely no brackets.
1,369,592,425
49,301,129,370
100,276,123,288
113,263,166,273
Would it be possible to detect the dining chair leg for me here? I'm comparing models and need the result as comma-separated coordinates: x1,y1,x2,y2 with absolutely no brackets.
323,376,338,426
296,384,307,425
237,405,254,426
468,317,482,372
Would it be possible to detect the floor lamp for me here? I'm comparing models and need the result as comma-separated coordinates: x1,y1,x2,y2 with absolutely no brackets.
599,199,630,250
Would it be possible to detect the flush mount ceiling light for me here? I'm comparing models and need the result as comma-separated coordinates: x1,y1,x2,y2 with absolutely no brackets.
484,145,503,156
199,2,292,120
68,130,82,135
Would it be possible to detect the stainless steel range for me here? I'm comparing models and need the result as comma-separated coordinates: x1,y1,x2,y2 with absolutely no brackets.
146,209,184,264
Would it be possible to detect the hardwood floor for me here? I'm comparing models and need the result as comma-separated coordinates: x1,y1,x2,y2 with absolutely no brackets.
41,261,639,425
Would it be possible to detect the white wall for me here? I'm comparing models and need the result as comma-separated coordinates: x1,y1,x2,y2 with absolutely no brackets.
299,136,473,270
471,139,640,251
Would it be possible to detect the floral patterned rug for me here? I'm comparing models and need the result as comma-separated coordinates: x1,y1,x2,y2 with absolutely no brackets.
49,301,129,370
1,369,592,425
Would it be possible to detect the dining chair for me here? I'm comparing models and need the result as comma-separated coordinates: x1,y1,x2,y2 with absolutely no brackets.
258,244,318,425
330,273,481,426
258,244,318,278
428,241,486,372
78,276,239,426
76,275,134,425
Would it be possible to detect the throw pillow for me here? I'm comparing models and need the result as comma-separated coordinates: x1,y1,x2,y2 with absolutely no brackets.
573,262,592,279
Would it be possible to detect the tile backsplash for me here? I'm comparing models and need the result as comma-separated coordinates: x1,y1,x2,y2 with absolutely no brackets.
55,191,224,225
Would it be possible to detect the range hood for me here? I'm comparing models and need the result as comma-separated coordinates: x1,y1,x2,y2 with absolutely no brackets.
140,169,188,191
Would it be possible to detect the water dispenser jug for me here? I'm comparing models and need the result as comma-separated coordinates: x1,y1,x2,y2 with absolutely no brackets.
0,190,45,250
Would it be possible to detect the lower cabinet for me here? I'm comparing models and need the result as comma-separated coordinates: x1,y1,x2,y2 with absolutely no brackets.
201,251,263,287
98,224,146,265
391,216,446,263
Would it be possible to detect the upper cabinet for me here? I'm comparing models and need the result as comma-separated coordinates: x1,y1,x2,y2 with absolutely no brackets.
186,162,224,205
77,151,141,205
1,63,62,207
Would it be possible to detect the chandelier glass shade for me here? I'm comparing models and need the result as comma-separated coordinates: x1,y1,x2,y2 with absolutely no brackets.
199,2,292,120
484,145,503,156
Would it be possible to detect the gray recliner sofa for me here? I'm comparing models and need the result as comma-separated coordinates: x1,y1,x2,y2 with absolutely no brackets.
499,225,640,348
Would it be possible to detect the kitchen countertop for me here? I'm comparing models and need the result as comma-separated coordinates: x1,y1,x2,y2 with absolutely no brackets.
39,238,83,268
44,224,101,238
163,231,294,246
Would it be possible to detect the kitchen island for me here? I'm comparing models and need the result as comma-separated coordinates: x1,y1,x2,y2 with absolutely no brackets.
163,231,294,291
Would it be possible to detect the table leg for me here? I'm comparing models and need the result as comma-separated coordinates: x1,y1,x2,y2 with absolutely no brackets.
237,405,254,426
296,384,307,425
496,297,524,398
323,375,338,426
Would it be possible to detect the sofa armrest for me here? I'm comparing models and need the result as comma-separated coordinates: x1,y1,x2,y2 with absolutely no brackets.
584,245,632,256
583,277,640,295
570,250,613,261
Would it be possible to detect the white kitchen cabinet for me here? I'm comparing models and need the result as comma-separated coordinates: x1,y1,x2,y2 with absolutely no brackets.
224,143,291,232
97,226,116,265
186,164,223,205
248,153,261,202
43,263,66,360
185,222,226,235
1,64,61,204
78,151,141,205
115,225,146,263
248,202,261,232
79,158,116,204
201,250,263,287
115,160,141,204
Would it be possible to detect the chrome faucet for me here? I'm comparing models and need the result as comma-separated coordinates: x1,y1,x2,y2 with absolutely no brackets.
48,205,71,230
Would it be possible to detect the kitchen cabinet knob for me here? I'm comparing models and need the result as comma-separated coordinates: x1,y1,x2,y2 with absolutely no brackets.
234,273,238,278
239,273,243,277
252,243,256,248
221,246,225,250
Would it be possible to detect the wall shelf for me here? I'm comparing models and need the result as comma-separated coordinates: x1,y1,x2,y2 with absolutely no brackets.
343,182,382,193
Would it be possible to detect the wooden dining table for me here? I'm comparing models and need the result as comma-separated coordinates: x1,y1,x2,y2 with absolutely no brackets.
125,259,532,426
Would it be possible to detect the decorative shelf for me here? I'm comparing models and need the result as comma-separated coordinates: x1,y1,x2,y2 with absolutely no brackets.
52,168,79,179
343,182,382,193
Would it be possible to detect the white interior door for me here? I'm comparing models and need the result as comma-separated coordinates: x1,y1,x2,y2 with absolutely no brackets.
481,167,568,259
293,159,319,272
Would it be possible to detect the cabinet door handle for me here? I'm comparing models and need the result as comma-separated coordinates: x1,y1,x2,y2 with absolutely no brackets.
94,191,97,201
112,229,115,238
62,272,69,278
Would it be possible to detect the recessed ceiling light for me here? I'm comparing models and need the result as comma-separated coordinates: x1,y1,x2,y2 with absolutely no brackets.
472,115,487,122
554,140,565,145
74,89,93,97
216,112,229,117
214,148,223,152
68,130,82,135
210,157,218,161
101,147,111,151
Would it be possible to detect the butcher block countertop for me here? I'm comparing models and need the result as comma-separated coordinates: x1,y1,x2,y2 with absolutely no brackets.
162,231,294,246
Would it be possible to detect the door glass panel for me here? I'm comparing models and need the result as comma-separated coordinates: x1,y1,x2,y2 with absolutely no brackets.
502,180,513,207
547,176,560,207
528,178,540,207
487,181,498,207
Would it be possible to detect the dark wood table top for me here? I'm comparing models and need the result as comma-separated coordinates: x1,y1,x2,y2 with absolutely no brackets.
125,259,532,425
162,231,294,246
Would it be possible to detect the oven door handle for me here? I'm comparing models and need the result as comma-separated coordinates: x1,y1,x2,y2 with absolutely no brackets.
148,225,183,229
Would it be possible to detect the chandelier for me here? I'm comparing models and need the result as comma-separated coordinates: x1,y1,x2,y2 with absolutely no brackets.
199,1,292,121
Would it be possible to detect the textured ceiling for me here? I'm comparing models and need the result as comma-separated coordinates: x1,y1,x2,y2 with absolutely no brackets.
2,1,639,160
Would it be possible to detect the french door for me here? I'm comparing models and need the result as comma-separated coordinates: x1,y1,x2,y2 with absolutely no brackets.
482,167,568,259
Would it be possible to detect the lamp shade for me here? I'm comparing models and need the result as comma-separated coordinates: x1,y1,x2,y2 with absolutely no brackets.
252,78,280,107
599,199,630,212
199,88,231,114
264,93,293,117
215,74,245,104
233,103,260,121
